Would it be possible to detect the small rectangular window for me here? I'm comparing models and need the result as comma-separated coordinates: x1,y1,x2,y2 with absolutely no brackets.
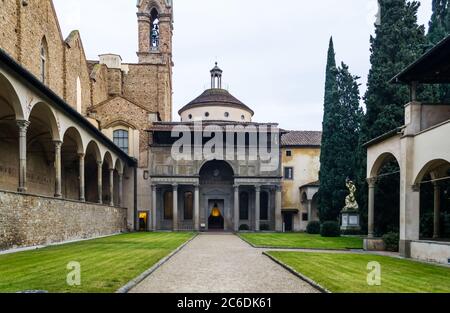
286,150,292,157
302,213,309,221
284,167,294,180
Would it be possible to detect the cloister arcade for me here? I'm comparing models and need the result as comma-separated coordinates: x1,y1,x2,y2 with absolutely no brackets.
0,58,134,209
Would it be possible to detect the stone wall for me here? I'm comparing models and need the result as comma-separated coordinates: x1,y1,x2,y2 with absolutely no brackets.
0,190,128,251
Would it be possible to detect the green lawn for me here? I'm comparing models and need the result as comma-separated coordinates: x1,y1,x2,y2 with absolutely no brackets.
0,232,194,293
267,251,450,293
239,233,363,250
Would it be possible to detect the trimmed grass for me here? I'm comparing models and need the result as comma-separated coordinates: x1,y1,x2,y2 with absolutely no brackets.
0,232,194,293
239,233,363,250
267,251,450,293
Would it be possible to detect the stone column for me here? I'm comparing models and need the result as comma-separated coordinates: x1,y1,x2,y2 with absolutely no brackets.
433,182,441,239
151,184,157,231
17,120,30,193
275,185,282,232
54,141,63,198
307,200,312,222
97,161,103,204
255,185,261,232
194,184,200,231
118,173,123,207
78,153,85,202
367,178,377,238
234,185,240,232
172,184,178,231
109,169,114,206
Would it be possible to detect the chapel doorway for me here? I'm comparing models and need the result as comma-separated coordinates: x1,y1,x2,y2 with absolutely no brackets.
283,212,294,232
208,201,225,230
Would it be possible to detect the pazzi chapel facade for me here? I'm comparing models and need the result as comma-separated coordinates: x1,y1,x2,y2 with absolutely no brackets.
0,0,321,250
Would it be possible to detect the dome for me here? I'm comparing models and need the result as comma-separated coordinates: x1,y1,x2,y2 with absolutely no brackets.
179,64,254,122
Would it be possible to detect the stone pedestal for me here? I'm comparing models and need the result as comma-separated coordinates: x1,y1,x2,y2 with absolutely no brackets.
340,211,361,232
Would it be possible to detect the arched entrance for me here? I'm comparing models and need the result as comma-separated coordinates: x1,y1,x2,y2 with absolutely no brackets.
199,160,234,231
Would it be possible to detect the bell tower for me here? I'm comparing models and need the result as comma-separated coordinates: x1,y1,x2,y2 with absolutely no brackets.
136,0,173,64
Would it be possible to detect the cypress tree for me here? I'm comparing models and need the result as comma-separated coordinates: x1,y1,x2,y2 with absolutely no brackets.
356,0,426,233
319,38,363,222
427,0,450,102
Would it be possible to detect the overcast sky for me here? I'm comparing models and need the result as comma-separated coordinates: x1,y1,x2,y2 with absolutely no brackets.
53,0,432,131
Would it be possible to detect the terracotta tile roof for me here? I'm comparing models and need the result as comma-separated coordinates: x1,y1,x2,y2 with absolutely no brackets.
281,131,322,147
178,89,254,115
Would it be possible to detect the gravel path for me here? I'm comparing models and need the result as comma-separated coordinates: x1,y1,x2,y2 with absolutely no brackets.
130,233,318,293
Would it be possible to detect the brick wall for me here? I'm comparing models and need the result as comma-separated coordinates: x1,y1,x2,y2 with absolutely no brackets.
0,190,128,250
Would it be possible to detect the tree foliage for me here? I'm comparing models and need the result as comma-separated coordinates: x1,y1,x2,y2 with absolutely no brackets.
319,38,363,221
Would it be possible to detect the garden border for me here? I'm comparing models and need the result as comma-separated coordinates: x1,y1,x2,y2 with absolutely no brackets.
263,251,331,294
116,233,199,293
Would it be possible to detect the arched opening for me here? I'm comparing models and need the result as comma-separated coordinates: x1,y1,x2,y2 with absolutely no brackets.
415,160,450,241
27,103,59,197
164,191,173,220
369,152,401,238
113,158,124,207
260,191,269,221
0,72,24,192
150,8,160,50
85,141,101,203
102,152,114,205
184,191,193,220
76,77,82,113
61,127,83,200
239,192,249,220
199,160,234,231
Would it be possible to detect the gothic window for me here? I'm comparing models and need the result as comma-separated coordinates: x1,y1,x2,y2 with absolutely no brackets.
150,8,160,50
184,192,193,220
284,167,294,180
164,191,173,220
239,192,249,220
76,77,82,113
40,38,48,83
113,130,129,154
260,191,269,220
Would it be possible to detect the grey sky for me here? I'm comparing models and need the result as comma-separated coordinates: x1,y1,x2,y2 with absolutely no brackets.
53,0,432,131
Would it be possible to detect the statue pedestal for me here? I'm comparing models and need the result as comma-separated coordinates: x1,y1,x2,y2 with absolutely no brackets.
340,211,361,232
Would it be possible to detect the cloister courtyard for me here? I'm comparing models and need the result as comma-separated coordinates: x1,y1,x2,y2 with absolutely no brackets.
1,232,449,294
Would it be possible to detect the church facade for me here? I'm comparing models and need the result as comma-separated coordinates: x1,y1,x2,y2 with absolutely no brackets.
0,0,321,250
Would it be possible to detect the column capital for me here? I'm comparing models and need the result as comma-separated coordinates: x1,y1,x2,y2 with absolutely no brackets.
367,177,377,187
275,185,282,192
172,183,179,189
255,185,261,192
53,140,63,148
78,153,85,159
412,184,421,192
16,120,30,131
97,160,103,166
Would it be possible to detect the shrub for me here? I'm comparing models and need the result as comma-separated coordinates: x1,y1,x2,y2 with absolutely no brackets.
239,224,250,231
320,221,341,237
260,224,270,231
382,232,399,252
306,221,321,234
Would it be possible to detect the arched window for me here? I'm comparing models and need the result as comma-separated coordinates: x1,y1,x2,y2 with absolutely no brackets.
184,192,193,220
40,38,48,83
164,191,173,220
150,8,160,50
260,191,269,220
113,129,129,154
76,77,82,113
239,192,249,220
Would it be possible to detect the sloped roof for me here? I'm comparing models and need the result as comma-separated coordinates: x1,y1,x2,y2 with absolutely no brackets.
281,131,322,147
178,89,254,116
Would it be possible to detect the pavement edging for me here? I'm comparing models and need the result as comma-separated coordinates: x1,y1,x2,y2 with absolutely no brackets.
237,234,360,252
262,251,331,294
116,233,199,294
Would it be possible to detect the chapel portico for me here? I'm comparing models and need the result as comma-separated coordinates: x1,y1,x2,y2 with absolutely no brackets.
146,64,283,232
